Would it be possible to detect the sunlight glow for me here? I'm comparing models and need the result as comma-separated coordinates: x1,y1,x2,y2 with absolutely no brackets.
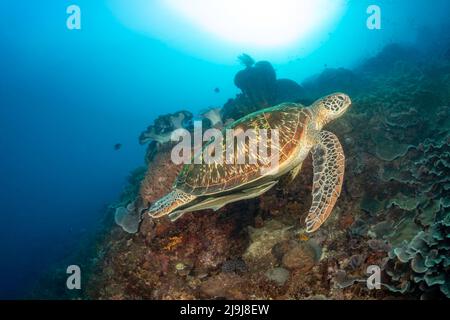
165,0,345,48
109,0,347,62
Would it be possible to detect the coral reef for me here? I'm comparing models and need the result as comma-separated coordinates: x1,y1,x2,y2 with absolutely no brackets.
385,215,450,299
381,132,450,298
274,78,306,104
302,67,359,99
45,43,450,300
234,59,277,107
222,55,306,121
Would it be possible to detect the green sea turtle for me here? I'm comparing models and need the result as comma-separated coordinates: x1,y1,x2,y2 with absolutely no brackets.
148,93,351,232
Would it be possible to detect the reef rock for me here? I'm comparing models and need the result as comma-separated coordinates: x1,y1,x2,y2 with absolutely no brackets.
281,241,320,272
243,220,293,269
199,273,245,299
140,145,183,206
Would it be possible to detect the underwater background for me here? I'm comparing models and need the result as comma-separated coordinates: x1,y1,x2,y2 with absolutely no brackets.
0,0,449,299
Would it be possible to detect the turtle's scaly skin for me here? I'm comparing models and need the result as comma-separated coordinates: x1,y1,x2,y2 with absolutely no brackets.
177,103,312,195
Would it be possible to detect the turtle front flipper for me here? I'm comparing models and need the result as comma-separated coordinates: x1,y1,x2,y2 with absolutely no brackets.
148,189,196,218
305,130,345,233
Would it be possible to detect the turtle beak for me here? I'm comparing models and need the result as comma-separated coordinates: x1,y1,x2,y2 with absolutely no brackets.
345,95,352,107
338,93,352,114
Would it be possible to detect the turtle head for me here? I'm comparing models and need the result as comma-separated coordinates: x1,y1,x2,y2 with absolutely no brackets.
312,93,351,127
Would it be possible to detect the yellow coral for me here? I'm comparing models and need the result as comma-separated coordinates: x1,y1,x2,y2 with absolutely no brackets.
298,233,309,242
163,235,183,251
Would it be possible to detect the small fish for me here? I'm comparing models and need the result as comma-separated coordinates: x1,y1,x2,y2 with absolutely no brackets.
114,143,122,150
214,87,220,93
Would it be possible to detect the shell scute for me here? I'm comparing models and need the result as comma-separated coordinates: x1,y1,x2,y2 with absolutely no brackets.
176,103,311,195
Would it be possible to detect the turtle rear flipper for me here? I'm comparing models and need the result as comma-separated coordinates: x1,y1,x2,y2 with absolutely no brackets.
305,130,345,233
148,189,196,218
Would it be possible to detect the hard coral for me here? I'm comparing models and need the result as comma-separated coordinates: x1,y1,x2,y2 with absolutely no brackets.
382,132,450,299
385,214,450,299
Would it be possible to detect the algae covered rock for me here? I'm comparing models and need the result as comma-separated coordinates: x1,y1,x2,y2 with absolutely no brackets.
282,241,321,272
199,273,245,299
242,220,293,268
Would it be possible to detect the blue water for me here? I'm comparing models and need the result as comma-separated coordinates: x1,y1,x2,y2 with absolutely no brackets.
0,0,449,299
